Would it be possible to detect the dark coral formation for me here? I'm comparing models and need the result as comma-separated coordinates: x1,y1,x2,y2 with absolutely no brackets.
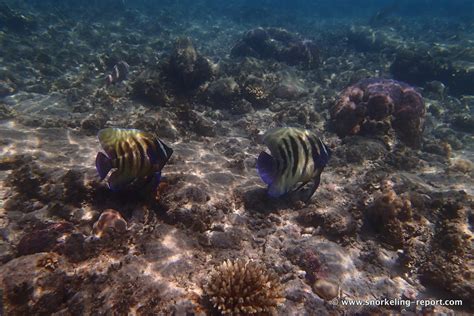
231,27,319,69
131,69,173,106
0,253,68,315
16,222,74,256
391,50,474,96
331,78,426,148
419,201,473,308
165,37,214,91
205,259,284,315
366,188,413,248
4,158,90,218
4,158,46,203
131,37,214,103
348,26,474,96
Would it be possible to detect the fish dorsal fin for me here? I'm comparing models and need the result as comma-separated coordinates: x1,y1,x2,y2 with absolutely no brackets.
98,128,127,159
262,127,291,161
98,128,154,159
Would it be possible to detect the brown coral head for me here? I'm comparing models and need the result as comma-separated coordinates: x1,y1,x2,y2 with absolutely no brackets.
92,209,127,238
331,78,426,148
205,259,285,315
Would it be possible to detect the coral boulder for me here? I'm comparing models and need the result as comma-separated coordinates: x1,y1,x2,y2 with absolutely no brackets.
166,37,214,91
331,78,426,148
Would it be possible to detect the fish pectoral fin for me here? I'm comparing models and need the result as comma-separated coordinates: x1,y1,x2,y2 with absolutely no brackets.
108,170,134,191
305,172,322,203
96,152,112,180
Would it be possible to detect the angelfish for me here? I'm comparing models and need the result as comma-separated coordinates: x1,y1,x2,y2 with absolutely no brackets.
105,61,129,86
257,127,331,200
95,127,173,191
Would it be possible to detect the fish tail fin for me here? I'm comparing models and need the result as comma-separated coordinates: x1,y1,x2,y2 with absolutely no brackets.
314,141,332,168
96,152,112,180
257,151,276,185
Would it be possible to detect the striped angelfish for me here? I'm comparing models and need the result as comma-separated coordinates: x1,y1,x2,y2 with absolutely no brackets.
105,61,129,86
95,128,173,191
257,127,331,200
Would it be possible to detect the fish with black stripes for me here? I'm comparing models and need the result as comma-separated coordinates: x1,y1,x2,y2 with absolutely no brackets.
95,127,173,191
256,127,331,200
105,61,129,86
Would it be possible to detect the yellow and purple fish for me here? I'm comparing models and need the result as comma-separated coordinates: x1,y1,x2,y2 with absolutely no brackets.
95,127,173,191
257,127,331,200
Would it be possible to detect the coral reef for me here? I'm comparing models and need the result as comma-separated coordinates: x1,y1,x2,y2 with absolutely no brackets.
331,78,426,148
0,2,473,315
205,259,284,315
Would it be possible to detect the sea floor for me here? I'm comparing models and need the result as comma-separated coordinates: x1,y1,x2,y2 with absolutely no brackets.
0,2,473,315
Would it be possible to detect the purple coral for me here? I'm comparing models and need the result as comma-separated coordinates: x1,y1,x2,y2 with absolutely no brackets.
331,78,426,147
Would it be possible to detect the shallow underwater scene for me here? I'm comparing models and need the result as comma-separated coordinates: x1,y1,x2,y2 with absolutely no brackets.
0,0,473,314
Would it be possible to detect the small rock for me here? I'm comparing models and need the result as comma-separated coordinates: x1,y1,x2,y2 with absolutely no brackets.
312,279,339,301
206,77,240,106
204,230,242,249
16,222,74,256
92,209,127,238
0,103,15,118
62,233,87,262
